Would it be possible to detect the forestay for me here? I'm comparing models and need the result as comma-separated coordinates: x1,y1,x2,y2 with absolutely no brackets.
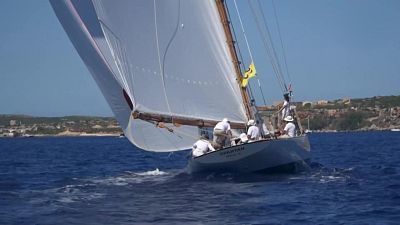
50,0,247,152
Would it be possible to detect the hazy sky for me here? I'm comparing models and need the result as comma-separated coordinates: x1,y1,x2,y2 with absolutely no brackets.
1,0,399,117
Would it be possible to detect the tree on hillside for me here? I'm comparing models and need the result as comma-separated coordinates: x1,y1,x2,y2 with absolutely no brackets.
336,111,370,130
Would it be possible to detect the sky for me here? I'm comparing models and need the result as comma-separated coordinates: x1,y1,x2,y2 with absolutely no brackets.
0,0,399,117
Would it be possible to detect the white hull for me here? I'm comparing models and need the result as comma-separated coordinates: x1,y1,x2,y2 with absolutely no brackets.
188,135,311,173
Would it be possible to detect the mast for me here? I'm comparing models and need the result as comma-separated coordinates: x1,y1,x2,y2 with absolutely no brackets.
215,0,253,120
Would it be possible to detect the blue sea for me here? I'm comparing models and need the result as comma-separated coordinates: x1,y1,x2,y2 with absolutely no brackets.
1,131,399,224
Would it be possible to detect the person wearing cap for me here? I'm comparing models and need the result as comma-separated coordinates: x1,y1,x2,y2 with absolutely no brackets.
277,93,290,122
213,118,232,149
192,134,215,157
281,115,296,138
238,132,249,144
247,119,260,141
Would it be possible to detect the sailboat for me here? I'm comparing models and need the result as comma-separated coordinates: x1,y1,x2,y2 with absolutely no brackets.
50,0,310,173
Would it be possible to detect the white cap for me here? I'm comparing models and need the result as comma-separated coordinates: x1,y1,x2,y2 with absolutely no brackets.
284,116,294,122
222,118,230,123
247,119,255,126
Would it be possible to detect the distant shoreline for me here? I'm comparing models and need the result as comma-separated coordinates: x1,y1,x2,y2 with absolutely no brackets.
1,129,398,139
1,94,399,136
0,133,122,138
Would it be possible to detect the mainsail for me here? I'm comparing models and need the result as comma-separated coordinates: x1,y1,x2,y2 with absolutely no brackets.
50,0,248,151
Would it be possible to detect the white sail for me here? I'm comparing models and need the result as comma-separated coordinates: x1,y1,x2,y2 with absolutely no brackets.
50,0,247,151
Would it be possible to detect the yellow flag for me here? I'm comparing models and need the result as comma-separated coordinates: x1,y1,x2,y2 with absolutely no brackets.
241,63,256,87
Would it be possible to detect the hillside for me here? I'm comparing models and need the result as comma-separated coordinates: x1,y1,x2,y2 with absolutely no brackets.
292,95,400,131
1,95,399,136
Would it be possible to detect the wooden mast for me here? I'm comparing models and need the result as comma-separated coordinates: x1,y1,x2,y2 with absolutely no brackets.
215,0,253,120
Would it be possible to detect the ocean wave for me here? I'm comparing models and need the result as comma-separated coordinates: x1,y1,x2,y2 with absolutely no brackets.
133,168,168,176
87,169,170,185
308,166,354,184
44,169,172,204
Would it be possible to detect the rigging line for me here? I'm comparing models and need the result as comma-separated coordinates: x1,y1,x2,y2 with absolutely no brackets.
248,0,285,93
145,120,181,150
123,46,137,102
74,0,137,106
258,79,267,105
233,0,253,62
97,19,137,102
221,1,251,118
93,1,136,100
225,1,254,99
248,0,283,89
224,1,246,72
225,6,257,110
153,0,172,114
255,0,288,91
115,38,133,96
226,2,260,109
169,127,198,139
253,2,287,94
255,0,287,88
120,44,134,98
271,0,292,84
248,1,279,78
224,0,256,105
92,0,123,83
233,0,267,106
159,128,181,151
145,120,199,140
248,82,256,106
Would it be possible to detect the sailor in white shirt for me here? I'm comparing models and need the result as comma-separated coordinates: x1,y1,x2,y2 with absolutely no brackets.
239,133,248,144
278,93,290,121
246,119,260,141
213,118,232,149
192,134,215,157
262,122,272,138
282,116,296,138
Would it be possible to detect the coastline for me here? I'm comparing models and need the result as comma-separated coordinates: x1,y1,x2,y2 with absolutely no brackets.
1,132,122,138
54,130,121,137
2,129,399,139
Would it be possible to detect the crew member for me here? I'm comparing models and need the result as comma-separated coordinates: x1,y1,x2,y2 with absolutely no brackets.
192,134,215,157
213,118,232,149
247,119,260,141
278,93,291,122
281,115,296,138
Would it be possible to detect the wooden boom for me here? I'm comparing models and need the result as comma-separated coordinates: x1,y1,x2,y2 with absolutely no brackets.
132,111,246,129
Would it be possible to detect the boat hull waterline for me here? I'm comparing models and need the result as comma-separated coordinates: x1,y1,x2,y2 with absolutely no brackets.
188,135,311,173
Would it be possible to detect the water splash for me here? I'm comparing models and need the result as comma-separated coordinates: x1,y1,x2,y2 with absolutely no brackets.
134,168,167,176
